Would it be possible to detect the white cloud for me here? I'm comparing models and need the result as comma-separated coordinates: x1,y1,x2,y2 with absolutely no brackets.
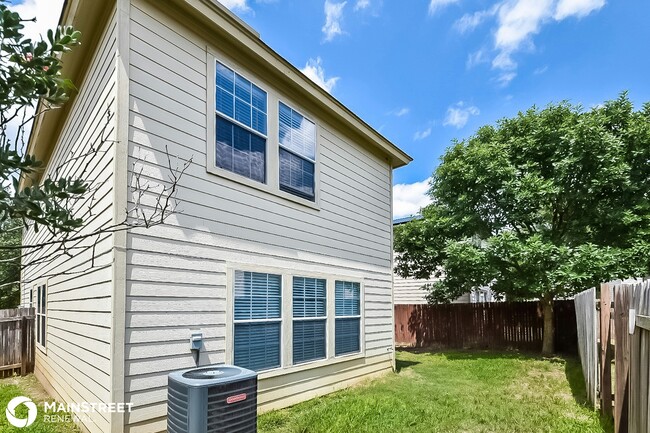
454,7,497,33
11,0,65,43
554,0,605,20
413,127,432,141
218,0,251,12
393,179,433,219
443,101,479,128
533,65,548,74
490,0,605,83
300,57,340,93
390,107,410,117
496,71,517,86
428,0,460,16
354,0,370,11
466,49,489,69
323,1,347,41
492,50,517,70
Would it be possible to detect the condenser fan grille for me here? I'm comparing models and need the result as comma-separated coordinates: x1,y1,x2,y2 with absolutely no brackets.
182,366,242,380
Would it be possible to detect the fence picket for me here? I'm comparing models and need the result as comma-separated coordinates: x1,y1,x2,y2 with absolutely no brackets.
574,288,598,408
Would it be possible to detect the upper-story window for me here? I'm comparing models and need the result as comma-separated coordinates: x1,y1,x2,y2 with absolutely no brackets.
279,102,316,201
215,62,268,183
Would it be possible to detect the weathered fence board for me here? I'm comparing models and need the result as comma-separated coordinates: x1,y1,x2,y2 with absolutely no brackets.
628,281,650,433
394,300,577,354
0,308,35,378
614,284,632,433
601,283,614,417
575,288,598,408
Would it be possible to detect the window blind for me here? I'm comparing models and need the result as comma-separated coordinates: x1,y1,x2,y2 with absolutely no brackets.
292,277,326,364
233,271,282,371
335,281,361,356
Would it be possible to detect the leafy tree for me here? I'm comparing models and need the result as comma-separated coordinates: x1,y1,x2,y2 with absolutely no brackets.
0,2,188,306
395,93,650,354
0,217,20,307
0,1,83,307
0,1,85,232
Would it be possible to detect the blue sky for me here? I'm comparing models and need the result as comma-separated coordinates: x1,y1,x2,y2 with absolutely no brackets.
220,0,650,217
15,0,650,217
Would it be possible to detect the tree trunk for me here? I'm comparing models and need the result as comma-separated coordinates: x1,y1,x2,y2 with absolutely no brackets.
541,293,555,356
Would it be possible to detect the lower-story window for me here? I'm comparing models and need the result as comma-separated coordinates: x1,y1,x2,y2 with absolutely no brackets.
233,271,282,371
292,277,327,364
35,283,47,349
335,281,361,356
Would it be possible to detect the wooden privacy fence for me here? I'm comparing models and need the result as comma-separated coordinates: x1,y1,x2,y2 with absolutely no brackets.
574,280,650,433
0,308,35,378
394,301,577,354
574,288,598,408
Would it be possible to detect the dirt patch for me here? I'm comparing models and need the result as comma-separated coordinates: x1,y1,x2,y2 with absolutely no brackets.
1,374,51,402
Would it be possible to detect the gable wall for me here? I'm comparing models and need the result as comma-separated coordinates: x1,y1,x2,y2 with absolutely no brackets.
20,6,119,433
123,1,394,431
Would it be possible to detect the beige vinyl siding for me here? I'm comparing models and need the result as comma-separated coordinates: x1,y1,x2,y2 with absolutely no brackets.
19,6,118,433
393,275,471,305
123,1,393,431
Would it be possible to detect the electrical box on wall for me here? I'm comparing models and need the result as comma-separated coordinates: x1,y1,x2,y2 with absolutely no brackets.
190,332,203,351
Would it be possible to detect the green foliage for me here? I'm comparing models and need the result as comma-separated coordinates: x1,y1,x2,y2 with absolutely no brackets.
395,93,650,304
0,0,85,234
0,217,20,307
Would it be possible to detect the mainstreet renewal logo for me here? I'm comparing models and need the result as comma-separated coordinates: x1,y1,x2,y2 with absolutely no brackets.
6,396,37,428
5,396,133,427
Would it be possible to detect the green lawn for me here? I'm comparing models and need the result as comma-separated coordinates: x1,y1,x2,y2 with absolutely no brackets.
259,350,613,433
0,375,79,433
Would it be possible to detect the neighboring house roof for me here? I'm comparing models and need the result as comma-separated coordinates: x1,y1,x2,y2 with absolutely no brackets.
22,0,412,187
392,215,423,226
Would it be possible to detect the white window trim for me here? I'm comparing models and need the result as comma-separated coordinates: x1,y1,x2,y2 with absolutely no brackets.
206,47,321,211
34,281,48,354
225,263,365,380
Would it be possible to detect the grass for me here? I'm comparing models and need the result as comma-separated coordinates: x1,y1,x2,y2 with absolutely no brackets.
0,375,79,433
259,350,614,433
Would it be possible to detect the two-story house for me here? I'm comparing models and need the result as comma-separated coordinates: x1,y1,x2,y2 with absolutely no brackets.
20,0,411,432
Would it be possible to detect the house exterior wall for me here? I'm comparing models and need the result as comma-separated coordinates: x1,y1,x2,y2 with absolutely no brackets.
20,6,118,433
122,1,395,432
393,276,471,305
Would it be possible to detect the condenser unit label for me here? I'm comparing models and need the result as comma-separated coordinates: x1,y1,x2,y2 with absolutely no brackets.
226,393,247,404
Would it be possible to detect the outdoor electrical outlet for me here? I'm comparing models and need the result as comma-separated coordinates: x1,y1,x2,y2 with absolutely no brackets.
190,332,203,351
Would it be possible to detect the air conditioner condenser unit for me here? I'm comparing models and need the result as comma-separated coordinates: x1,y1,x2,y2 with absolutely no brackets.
168,365,258,433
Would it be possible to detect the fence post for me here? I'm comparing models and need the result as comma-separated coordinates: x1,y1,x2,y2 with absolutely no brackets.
20,315,28,376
